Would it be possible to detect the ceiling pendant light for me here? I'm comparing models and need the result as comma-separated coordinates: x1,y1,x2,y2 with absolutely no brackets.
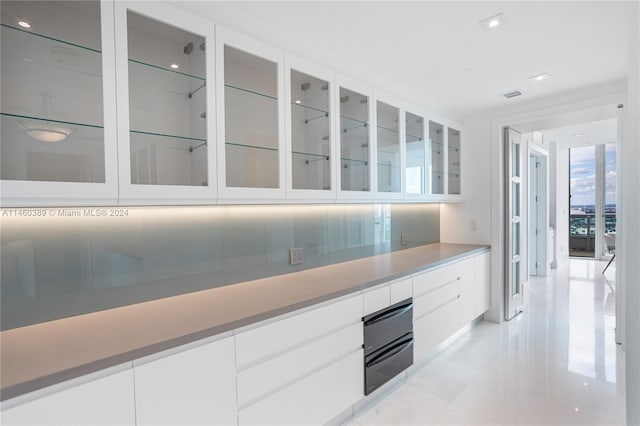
19,88,74,143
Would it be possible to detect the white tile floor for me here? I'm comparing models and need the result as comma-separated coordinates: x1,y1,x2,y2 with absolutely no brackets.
348,259,625,425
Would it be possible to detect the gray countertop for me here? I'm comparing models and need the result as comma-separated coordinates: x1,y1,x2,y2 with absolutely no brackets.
0,242,489,401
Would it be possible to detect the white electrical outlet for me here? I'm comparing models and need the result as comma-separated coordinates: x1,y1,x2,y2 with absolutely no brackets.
470,219,478,231
289,247,304,265
401,233,409,245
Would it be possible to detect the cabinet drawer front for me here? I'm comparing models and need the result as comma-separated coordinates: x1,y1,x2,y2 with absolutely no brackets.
235,294,362,368
413,280,460,320
363,284,390,316
1,370,135,426
237,323,362,407
389,277,412,304
413,298,461,362
413,258,474,298
134,336,237,426
238,350,363,425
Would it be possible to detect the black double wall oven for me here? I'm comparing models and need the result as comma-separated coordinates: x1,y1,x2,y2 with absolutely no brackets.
362,297,414,395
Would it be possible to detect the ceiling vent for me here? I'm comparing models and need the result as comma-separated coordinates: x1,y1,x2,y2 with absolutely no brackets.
503,90,522,99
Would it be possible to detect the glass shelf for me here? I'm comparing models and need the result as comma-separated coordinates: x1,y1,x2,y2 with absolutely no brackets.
226,141,278,152
340,115,368,126
225,84,276,101
130,130,206,151
0,112,102,130
292,102,328,115
407,134,423,142
377,163,400,168
129,58,204,81
341,157,368,165
0,23,101,54
377,125,398,134
293,150,329,160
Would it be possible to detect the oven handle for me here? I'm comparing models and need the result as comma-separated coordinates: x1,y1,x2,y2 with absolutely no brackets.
365,337,413,368
363,303,412,326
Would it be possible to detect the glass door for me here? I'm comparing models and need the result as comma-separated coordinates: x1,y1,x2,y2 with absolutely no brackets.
114,2,216,202
505,127,523,320
404,110,426,198
428,121,445,196
285,56,335,200
215,26,286,200
1,0,118,205
375,100,401,197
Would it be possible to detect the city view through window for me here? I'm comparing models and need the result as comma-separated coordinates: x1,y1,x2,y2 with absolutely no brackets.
569,144,616,257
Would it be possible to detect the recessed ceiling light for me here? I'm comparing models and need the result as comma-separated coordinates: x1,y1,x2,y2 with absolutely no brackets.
574,133,583,137
170,63,179,69
18,20,31,28
480,13,508,31
295,99,302,104
530,72,551,82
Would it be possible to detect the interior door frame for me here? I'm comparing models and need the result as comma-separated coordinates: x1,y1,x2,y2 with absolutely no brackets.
528,146,549,277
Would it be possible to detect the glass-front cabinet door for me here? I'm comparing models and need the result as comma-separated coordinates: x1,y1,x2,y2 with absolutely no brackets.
428,120,445,197
285,56,335,200
375,99,402,198
114,2,215,202
404,109,426,199
448,127,461,195
337,77,373,199
0,0,118,206
216,27,285,200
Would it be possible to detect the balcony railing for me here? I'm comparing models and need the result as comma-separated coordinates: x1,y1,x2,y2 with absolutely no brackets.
569,213,616,256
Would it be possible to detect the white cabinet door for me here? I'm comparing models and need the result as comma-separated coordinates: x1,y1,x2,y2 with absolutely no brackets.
238,350,363,425
362,284,390,316
475,252,491,317
134,336,237,426
413,298,461,362
458,256,478,325
1,369,135,426
389,277,412,304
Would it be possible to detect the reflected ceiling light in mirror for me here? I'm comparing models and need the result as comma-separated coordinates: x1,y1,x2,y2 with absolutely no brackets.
19,88,74,143
480,13,508,31
18,20,31,28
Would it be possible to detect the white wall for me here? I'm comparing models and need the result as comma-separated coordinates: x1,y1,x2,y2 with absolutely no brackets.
623,3,640,423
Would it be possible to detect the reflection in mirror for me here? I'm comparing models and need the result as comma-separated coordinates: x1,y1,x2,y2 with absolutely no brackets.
429,121,444,194
376,101,400,193
291,70,330,190
340,87,369,191
127,11,207,186
1,1,105,182
224,46,278,188
405,112,424,194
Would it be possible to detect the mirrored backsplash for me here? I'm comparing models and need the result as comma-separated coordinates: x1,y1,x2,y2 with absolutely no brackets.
1,204,439,330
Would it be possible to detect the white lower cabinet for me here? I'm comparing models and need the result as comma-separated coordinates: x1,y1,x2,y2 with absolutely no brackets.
1,369,135,426
238,350,363,425
458,257,478,325
413,297,461,361
133,335,237,426
475,252,491,317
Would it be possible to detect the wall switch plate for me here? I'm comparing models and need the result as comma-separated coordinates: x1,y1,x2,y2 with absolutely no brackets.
290,247,304,265
470,219,478,231
401,233,409,246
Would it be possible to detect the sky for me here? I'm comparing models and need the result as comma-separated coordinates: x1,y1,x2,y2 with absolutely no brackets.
569,145,617,206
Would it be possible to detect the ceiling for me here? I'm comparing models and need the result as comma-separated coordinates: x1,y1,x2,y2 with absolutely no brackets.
173,1,633,121
541,118,618,149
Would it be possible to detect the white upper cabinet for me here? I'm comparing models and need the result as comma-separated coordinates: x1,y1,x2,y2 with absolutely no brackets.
427,115,463,201
0,0,118,206
374,92,404,201
114,2,216,204
403,106,428,200
215,27,286,201
284,55,337,201
336,75,374,201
